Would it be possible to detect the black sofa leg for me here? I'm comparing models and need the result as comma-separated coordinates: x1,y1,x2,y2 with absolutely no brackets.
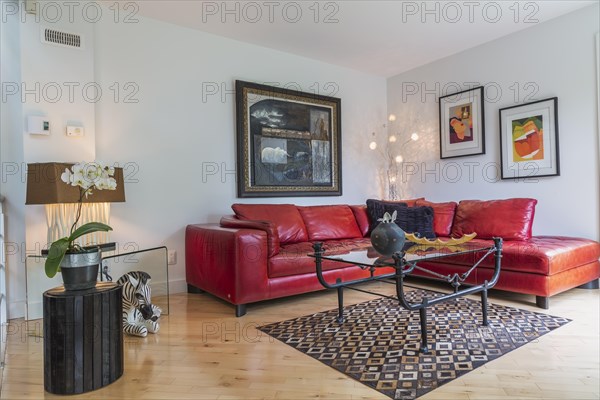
187,284,204,294
577,279,600,289
536,296,549,309
235,304,247,317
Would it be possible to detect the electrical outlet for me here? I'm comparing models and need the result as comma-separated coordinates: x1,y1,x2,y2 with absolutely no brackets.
167,250,177,265
66,126,84,137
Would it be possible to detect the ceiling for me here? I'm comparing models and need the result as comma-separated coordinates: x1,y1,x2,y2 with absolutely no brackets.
133,1,597,77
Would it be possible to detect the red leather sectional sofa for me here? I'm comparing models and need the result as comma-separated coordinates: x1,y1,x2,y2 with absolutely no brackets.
185,198,600,316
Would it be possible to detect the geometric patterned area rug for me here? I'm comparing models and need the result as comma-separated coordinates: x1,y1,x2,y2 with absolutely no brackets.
258,289,571,400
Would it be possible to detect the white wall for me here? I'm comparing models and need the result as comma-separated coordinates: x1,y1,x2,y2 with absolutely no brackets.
93,16,387,293
21,7,97,256
0,0,26,319
1,2,97,317
387,4,600,240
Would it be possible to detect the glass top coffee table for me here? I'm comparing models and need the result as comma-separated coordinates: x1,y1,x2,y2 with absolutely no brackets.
309,238,503,353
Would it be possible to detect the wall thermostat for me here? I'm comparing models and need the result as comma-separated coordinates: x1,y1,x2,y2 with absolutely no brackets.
27,116,50,135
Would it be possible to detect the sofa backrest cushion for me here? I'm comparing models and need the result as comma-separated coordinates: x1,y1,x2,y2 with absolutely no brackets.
349,205,370,237
395,198,424,207
232,204,308,244
220,216,280,257
396,197,425,207
415,199,457,237
366,199,436,238
450,198,537,240
298,205,362,241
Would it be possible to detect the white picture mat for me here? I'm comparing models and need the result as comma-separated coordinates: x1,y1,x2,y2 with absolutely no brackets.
500,99,558,178
440,89,483,157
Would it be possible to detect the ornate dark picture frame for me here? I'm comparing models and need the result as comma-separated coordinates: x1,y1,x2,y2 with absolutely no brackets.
235,80,342,197
438,86,486,159
499,97,560,180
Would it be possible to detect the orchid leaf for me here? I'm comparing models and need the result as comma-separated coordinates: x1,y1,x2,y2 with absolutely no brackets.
44,238,70,278
44,222,113,278
68,222,112,242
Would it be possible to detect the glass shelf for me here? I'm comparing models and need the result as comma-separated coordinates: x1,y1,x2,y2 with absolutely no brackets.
25,246,169,321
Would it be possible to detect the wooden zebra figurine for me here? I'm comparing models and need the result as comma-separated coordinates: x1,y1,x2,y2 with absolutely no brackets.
117,271,162,337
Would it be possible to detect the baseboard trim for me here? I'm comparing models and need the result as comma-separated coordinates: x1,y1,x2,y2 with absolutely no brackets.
169,279,187,294
8,300,25,320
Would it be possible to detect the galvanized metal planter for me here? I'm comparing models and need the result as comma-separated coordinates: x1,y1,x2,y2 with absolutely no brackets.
60,249,100,290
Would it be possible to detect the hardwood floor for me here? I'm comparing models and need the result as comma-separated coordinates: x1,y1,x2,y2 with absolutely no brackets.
1,280,598,399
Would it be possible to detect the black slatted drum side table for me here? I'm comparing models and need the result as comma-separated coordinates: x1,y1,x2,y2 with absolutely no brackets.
43,282,123,394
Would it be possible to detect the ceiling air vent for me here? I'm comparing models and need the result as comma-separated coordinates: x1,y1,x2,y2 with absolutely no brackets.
41,27,84,49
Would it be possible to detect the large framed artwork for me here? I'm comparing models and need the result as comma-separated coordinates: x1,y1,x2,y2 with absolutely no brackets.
235,80,342,197
438,86,485,159
499,97,560,180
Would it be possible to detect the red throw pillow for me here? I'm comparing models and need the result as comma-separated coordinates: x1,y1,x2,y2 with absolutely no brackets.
415,199,457,237
298,205,362,241
450,198,537,240
232,204,308,244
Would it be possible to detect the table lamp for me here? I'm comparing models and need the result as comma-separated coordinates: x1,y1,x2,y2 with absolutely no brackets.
25,162,126,246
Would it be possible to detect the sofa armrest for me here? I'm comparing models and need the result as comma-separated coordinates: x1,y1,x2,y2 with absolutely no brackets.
185,224,270,305
220,215,280,257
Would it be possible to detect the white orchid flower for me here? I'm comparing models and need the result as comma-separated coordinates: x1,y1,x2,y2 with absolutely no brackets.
60,168,72,184
72,163,84,175
95,178,108,190
107,177,117,190
73,172,91,189
84,163,100,182
63,161,118,193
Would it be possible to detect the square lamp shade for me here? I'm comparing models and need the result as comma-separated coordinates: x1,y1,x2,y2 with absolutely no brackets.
26,162,126,205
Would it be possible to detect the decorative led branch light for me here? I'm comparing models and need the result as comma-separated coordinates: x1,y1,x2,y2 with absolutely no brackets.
369,114,420,200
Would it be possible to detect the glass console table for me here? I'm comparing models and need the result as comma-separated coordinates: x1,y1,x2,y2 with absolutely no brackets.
310,238,503,353
26,246,169,321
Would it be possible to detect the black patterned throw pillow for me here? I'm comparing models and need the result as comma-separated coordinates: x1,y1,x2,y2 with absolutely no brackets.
366,199,436,238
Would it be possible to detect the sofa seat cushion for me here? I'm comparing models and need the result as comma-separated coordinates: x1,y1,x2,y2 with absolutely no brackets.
450,198,537,241
298,205,362,241
268,238,372,278
422,236,600,276
232,203,308,244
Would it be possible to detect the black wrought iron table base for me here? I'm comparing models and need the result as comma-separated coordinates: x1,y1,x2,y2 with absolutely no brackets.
311,238,503,353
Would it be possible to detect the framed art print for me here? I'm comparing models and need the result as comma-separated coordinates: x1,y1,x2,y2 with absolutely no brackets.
499,97,559,180
438,86,485,159
235,80,342,197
